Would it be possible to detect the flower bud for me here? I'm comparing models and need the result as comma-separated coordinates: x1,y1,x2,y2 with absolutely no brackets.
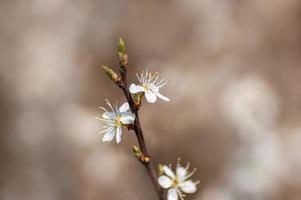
132,145,141,156
118,38,126,54
132,145,150,163
143,155,150,163
101,65,121,83
117,38,128,66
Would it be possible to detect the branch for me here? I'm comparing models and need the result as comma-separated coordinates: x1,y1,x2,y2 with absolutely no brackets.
101,39,199,200
119,64,165,200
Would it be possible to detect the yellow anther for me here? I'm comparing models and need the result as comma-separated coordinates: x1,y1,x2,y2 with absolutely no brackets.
114,115,122,126
171,177,179,188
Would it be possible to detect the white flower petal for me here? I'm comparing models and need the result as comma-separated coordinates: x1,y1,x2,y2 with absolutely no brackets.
102,128,115,142
129,84,145,94
119,102,130,112
120,112,135,124
167,188,178,200
155,92,170,102
180,180,197,193
158,175,172,189
149,84,159,93
162,165,176,178
176,166,186,183
115,126,122,143
145,90,157,103
102,112,115,120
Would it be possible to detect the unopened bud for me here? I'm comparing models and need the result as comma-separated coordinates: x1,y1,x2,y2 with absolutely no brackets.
118,38,126,54
132,145,141,156
118,52,128,66
101,65,120,83
132,146,151,163
117,38,128,66
143,155,150,163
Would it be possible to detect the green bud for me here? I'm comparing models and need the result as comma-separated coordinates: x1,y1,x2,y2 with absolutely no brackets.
132,146,151,163
118,38,126,54
117,38,128,66
101,65,120,83
132,145,141,156
143,156,150,163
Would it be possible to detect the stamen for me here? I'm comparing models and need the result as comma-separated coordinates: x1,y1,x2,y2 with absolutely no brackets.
185,162,190,171
97,127,112,134
146,68,154,84
150,71,159,84
113,101,119,114
95,116,104,121
156,80,167,89
141,70,146,84
177,188,185,200
186,168,197,179
136,73,142,84
152,72,159,84
114,116,122,126
105,99,114,112
99,106,107,112
155,78,166,87
147,71,153,84
177,157,181,167
97,130,107,134
96,115,115,125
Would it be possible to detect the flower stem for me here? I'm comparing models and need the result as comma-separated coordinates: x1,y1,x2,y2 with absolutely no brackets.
118,64,165,200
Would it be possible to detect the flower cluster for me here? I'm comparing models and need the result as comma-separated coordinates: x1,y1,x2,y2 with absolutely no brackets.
97,68,169,143
158,159,199,200
97,39,198,200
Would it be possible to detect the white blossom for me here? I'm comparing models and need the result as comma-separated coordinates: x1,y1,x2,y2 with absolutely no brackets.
96,100,135,143
129,68,169,103
158,159,199,200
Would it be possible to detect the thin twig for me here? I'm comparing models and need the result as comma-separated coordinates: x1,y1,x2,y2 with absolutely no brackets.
118,64,165,200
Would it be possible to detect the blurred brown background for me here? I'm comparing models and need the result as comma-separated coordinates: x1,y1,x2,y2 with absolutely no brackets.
1,0,301,200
